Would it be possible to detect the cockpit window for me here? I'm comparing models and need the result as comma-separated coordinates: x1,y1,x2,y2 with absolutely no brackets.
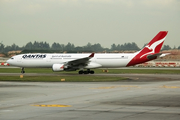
11,57,14,59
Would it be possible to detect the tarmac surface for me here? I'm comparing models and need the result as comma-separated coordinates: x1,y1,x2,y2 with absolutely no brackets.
0,73,180,120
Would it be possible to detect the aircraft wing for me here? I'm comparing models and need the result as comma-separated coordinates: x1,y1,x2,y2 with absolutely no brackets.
65,53,94,67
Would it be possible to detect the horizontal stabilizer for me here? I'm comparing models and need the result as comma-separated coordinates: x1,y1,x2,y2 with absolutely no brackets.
159,53,171,57
147,53,171,60
147,53,162,60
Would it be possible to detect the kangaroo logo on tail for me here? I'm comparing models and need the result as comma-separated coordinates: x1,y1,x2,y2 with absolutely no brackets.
127,31,168,66
140,38,165,58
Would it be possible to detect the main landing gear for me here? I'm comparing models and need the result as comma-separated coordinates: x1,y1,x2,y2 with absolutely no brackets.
78,69,94,74
21,67,25,74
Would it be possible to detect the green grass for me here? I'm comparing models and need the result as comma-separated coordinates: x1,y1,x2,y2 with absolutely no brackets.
0,75,126,82
0,68,180,74
0,68,53,73
104,69,180,74
0,68,179,82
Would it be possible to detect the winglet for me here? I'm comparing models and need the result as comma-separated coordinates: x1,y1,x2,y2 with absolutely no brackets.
89,53,95,58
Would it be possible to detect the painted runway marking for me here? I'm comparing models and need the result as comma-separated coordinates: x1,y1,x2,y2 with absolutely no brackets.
160,85,180,89
91,85,140,89
32,104,71,107
0,110,14,112
91,85,180,90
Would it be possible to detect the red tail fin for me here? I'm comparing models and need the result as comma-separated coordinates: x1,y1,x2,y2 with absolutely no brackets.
127,31,168,66
140,31,168,56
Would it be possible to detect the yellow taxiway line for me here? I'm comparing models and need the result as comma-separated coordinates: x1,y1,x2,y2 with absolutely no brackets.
32,104,71,107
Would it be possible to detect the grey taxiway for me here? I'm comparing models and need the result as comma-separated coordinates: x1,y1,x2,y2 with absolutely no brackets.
0,73,180,120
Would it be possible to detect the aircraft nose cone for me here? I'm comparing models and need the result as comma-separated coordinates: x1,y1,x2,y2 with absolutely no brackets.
6,59,12,65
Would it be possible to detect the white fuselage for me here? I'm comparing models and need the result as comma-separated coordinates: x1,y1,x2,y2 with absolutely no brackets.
7,53,137,68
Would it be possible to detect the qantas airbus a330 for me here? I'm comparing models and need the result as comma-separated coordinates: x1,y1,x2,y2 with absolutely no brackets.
7,31,168,74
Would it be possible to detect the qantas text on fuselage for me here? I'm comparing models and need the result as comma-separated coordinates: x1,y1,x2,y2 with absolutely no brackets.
7,31,169,74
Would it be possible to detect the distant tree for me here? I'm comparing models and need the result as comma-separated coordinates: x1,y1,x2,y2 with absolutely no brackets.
111,42,140,51
24,42,33,50
29,41,50,50
92,43,103,52
51,42,62,50
162,45,171,50
61,44,65,52
64,42,75,51
4,45,12,52
84,43,92,51
43,42,50,50
11,43,20,50
33,41,39,49
75,46,84,52
173,46,176,49
0,43,5,52
2,40,177,54
131,42,140,50
178,46,180,49
111,44,116,51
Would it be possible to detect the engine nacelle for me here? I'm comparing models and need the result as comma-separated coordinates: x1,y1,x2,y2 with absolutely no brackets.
52,64,64,72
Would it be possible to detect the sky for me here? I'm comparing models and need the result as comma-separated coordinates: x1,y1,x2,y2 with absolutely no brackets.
0,0,180,49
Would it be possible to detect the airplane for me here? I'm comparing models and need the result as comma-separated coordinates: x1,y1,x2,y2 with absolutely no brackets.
7,31,168,74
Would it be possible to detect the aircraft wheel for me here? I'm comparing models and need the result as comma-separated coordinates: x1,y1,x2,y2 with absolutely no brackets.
90,71,94,74
79,70,84,74
83,71,89,74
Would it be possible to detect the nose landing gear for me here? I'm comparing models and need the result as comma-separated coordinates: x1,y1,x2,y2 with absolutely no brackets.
21,67,25,74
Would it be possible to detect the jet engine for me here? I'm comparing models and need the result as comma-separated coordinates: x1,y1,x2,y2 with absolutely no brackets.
52,64,64,72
